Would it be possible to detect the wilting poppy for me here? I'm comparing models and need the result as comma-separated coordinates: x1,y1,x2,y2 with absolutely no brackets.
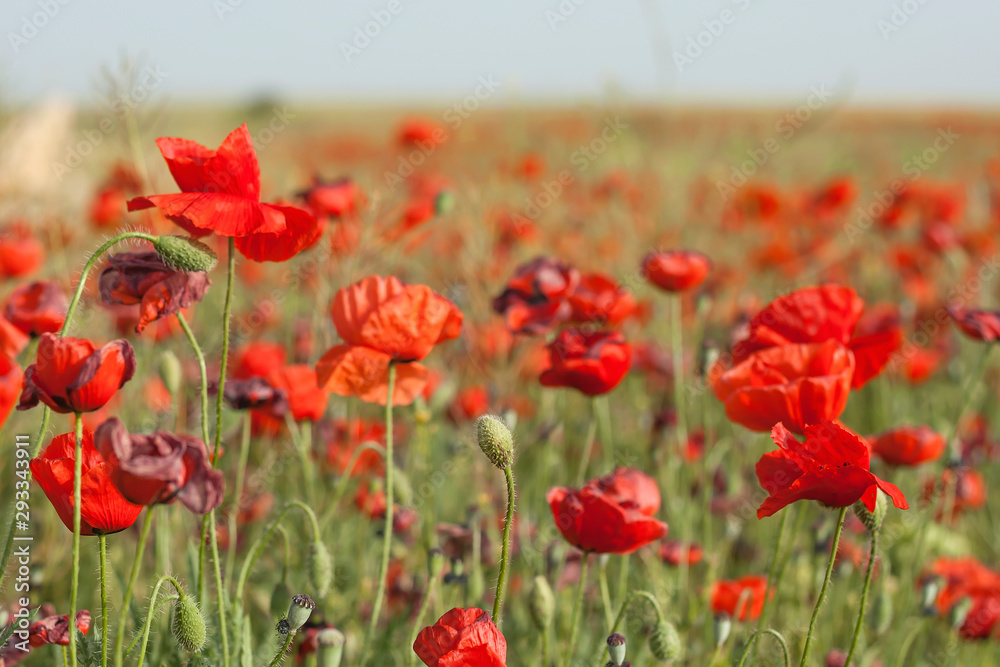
566,272,638,327
492,257,579,335
642,250,711,292
30,430,143,535
868,425,945,467
709,575,770,621
539,329,632,396
18,334,136,414
5,281,68,336
127,124,311,238
921,557,1000,639
316,275,462,406
547,468,667,554
949,306,1000,342
28,610,91,648
756,422,908,519
730,285,900,389
412,607,506,667
98,251,210,333
713,340,854,433
94,417,224,514
0,224,44,279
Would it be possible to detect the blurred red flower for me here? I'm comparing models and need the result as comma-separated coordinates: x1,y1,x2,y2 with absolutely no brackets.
492,257,579,335
642,250,711,292
922,557,1000,639
0,355,21,429
868,425,945,467
949,306,1000,342
28,610,91,648
5,281,68,336
539,329,632,396
0,224,44,278
232,341,287,380
659,540,704,566
709,575,769,621
412,607,506,667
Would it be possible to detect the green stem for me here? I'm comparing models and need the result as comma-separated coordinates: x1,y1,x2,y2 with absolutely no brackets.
226,412,253,592
100,534,109,667
844,529,880,666
233,501,320,603
407,570,440,666
135,576,185,667
670,293,688,454
359,363,397,666
737,629,790,667
574,401,598,486
113,507,155,666
598,557,614,629
286,414,317,503
208,510,229,665
492,466,515,626
564,554,590,667
68,413,83,667
893,619,924,667
176,313,210,445
799,507,848,667
596,394,614,471
758,506,790,629
541,627,550,667
268,631,296,667
321,442,387,528
600,589,663,663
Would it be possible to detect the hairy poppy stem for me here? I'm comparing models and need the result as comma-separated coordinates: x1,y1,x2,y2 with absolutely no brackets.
113,507,156,666
564,553,590,667
176,313,210,445
225,412,253,592
267,629,297,667
844,528,880,665
67,413,84,667
600,589,663,663
670,294,688,458
799,506,848,667
359,362,396,665
100,534,109,667
736,629,790,667
232,501,320,603
492,466,516,627
135,575,186,667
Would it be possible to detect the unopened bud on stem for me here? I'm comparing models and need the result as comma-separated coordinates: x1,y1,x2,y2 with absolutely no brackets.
476,414,514,470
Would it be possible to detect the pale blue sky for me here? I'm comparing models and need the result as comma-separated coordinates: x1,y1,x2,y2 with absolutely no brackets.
2,0,998,106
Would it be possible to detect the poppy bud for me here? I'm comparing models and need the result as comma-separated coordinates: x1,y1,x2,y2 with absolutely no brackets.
649,620,682,662
920,577,942,615
308,540,333,599
713,613,732,647
286,594,315,632
528,575,554,632
270,579,293,619
869,588,893,635
428,548,445,578
316,627,346,667
607,632,627,666
949,596,973,630
853,490,887,532
171,595,207,654
158,350,183,396
153,236,218,273
476,414,514,470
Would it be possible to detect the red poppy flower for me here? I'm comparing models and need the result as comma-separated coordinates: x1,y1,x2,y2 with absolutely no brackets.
492,257,579,335
397,118,447,149
98,251,210,333
18,334,136,414
923,467,986,519
223,377,289,413
642,250,711,292
94,417,224,514
266,364,328,422
298,176,365,219
922,557,1000,639
709,575,770,621
0,313,29,360
28,610,91,647
413,607,506,667
659,540,704,566
566,272,638,327
316,275,462,406
5,281,68,336
127,124,309,238
539,329,632,396
0,355,21,428
713,340,854,433
547,471,667,555
30,430,143,535
0,224,44,278
588,467,661,515
868,425,945,467
730,285,900,389
234,201,324,262
949,306,1000,342
232,341,287,380
755,422,908,519
89,186,127,228
448,385,490,423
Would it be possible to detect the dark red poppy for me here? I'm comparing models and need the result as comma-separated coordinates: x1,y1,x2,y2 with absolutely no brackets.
566,272,638,327
232,341,287,380
5,281,68,336
659,540,704,566
642,250,711,292
539,329,632,396
868,425,945,467
98,251,210,333
316,275,462,406
922,557,1000,639
730,285,900,389
127,124,311,238
223,377,289,413
547,469,667,554
298,176,365,219
492,257,579,335
18,334,136,414
709,575,769,621
28,610,91,648
234,200,324,262
94,417,224,514
949,306,1000,342
412,607,506,667
756,422,908,519
713,340,854,433
30,430,143,535
0,224,44,278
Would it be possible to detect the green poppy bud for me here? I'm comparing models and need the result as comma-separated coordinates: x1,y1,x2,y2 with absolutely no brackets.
316,627,346,667
528,575,555,631
476,414,514,470
853,489,887,532
607,633,626,666
171,595,208,653
308,540,333,599
158,350,183,396
649,620,682,662
153,235,218,272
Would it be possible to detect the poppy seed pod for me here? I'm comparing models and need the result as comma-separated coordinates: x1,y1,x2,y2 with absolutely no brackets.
316,627,346,667
853,489,888,532
287,594,315,632
476,414,514,469
649,620,682,662
158,350,183,396
607,633,626,666
528,576,555,631
153,236,218,273
171,596,207,653
308,540,333,599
